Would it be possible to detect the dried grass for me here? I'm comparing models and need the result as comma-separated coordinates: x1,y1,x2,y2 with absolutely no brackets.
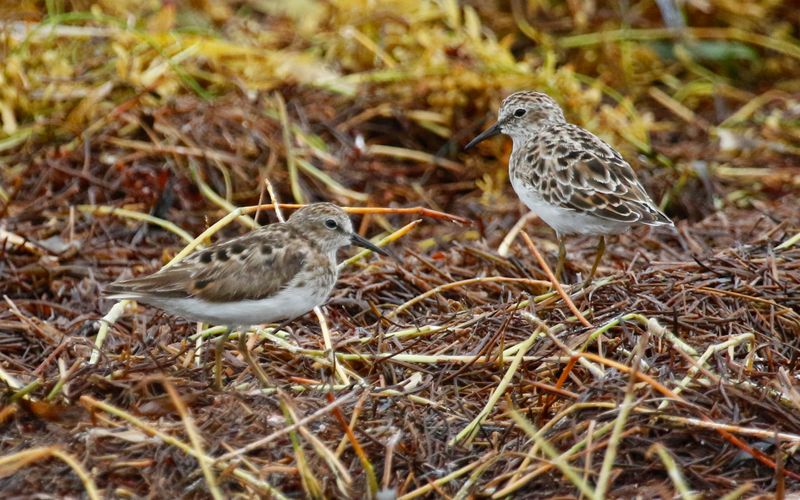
2,0,800,497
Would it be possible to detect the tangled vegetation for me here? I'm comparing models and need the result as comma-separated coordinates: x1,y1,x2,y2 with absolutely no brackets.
1,0,799,497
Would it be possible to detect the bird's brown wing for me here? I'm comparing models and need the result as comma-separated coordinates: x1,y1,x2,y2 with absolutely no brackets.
105,224,309,303
540,126,672,226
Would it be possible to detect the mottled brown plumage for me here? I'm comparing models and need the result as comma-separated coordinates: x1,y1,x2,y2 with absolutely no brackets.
105,203,386,326
106,224,312,303
105,202,387,389
508,121,671,230
465,91,673,283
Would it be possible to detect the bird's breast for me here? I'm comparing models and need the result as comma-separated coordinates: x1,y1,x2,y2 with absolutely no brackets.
510,173,631,236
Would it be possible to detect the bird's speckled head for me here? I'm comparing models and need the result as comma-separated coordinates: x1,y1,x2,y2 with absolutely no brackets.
288,203,354,252
287,203,387,256
497,91,566,137
465,91,566,150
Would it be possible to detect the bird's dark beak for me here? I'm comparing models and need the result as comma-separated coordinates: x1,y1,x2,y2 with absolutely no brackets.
464,121,502,151
350,233,389,256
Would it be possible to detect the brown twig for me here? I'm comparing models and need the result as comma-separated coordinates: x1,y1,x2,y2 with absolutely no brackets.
521,231,593,328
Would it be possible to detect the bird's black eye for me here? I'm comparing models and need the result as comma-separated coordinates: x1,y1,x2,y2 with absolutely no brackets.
324,218,338,229
514,108,527,117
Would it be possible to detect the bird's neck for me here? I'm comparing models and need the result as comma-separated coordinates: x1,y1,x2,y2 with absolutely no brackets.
510,133,529,151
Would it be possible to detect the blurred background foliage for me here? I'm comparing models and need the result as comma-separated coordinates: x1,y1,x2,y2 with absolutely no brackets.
1,2,799,497
1,0,798,220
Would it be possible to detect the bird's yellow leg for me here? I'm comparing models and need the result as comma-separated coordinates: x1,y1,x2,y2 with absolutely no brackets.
214,328,231,390
238,330,272,387
585,235,606,287
554,235,567,284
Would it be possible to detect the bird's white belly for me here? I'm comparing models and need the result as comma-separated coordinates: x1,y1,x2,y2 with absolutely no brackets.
150,284,330,326
511,179,629,236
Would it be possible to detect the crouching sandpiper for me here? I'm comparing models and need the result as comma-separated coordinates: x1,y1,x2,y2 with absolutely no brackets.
105,203,387,387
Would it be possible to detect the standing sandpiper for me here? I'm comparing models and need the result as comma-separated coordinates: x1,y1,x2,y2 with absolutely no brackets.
105,202,387,387
465,91,672,283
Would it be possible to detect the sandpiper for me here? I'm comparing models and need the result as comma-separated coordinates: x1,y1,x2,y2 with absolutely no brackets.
105,202,387,387
465,91,672,283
